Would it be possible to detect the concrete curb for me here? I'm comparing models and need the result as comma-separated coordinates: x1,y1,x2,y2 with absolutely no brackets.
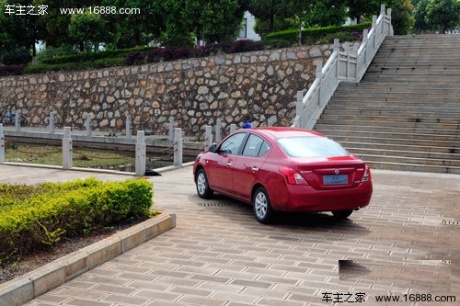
0,212,176,306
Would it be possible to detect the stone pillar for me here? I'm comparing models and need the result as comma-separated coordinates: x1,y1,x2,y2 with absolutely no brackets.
48,112,56,134
173,127,183,167
85,115,92,137
15,110,20,132
135,131,146,176
0,124,4,163
62,127,73,169
126,115,132,139
168,117,175,142
205,125,213,150
215,119,222,143
230,124,237,133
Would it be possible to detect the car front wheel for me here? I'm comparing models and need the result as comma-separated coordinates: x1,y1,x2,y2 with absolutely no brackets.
196,168,213,199
253,187,274,224
332,210,353,219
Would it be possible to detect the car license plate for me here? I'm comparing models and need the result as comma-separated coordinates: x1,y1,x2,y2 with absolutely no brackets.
323,174,348,185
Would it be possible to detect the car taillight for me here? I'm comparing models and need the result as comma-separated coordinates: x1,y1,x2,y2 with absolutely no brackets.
279,167,308,185
362,167,370,182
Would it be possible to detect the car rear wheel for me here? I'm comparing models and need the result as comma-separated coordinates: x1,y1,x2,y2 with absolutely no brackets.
332,210,353,219
196,168,213,199
253,187,274,224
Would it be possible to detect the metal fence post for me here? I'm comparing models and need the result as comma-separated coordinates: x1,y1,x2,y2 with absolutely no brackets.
168,117,175,142
215,119,222,143
85,115,92,137
135,130,146,176
0,124,4,163
174,127,183,167
126,115,132,139
62,127,72,169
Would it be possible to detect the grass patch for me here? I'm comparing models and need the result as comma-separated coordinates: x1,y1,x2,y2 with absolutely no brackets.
5,143,134,169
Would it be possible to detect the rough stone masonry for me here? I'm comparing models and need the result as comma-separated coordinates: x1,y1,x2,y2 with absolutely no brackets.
0,42,358,137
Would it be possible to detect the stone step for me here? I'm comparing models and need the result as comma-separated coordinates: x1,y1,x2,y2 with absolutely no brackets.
365,160,460,174
336,141,459,155
346,146,460,162
315,35,460,174
336,83,460,92
361,75,460,83
318,114,460,124
327,135,457,148
315,125,460,140
316,119,460,131
352,153,460,168
324,105,460,113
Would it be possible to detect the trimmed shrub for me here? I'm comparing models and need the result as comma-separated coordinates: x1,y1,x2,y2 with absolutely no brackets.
0,178,154,265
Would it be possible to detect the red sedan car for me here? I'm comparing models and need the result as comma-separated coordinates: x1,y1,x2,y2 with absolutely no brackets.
193,127,372,223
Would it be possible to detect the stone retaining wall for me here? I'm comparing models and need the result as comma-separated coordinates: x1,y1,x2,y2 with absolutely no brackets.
0,43,358,136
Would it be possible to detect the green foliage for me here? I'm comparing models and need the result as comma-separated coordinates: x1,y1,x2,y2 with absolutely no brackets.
68,13,108,52
425,0,460,33
0,178,154,265
265,23,371,46
1,47,33,65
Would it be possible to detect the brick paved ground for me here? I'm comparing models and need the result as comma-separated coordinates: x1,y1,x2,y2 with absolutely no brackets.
0,164,458,306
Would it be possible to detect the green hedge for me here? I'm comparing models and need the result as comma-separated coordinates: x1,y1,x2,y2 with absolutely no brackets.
265,23,372,46
0,178,154,264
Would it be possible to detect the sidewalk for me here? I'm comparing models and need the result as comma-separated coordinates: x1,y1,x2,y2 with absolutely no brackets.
0,164,459,305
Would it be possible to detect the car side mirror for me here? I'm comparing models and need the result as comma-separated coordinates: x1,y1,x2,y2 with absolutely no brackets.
209,144,217,153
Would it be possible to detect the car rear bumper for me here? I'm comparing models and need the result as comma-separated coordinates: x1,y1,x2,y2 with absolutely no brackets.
270,182,373,213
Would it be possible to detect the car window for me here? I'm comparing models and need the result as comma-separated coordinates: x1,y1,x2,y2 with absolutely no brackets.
242,134,268,157
219,133,247,155
276,136,350,158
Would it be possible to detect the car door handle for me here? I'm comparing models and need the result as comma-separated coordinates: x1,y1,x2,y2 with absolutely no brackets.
252,166,259,172
227,162,232,167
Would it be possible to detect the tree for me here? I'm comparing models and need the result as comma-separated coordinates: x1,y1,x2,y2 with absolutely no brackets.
0,0,43,57
36,0,102,48
413,0,431,32
346,0,380,24
156,0,245,47
68,13,108,51
303,0,348,27
425,0,460,33
387,0,415,35
100,0,163,48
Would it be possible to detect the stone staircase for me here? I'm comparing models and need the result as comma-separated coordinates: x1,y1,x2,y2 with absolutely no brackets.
314,35,460,174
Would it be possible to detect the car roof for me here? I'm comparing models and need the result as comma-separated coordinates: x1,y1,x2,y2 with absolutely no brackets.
246,127,325,139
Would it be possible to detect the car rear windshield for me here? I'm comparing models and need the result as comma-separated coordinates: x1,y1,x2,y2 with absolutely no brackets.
276,136,350,158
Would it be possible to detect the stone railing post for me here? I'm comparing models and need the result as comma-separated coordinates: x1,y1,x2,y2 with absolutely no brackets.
316,61,323,105
174,127,183,167
14,110,21,132
135,130,146,176
296,91,304,128
168,117,174,142
85,115,92,137
205,125,213,150
230,124,237,133
48,112,56,134
126,115,132,139
215,119,222,143
62,127,72,169
0,124,5,163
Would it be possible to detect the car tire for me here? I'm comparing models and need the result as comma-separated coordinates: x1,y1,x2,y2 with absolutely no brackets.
196,168,214,199
332,210,353,219
253,187,274,224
